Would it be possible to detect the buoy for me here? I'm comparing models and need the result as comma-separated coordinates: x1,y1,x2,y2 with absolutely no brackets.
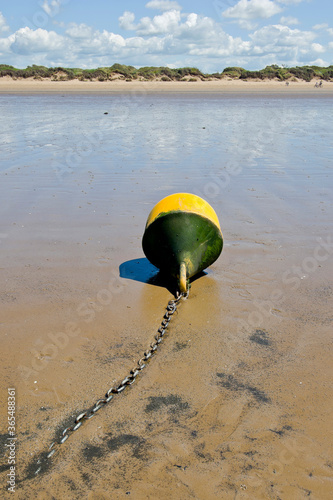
35,193,223,474
142,193,223,292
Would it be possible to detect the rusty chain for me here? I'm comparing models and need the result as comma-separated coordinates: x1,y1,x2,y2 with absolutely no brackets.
35,289,189,475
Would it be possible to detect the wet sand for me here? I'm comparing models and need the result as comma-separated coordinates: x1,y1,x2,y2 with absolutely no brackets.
0,91,332,499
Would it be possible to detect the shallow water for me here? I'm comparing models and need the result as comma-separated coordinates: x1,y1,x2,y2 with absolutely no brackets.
1,93,332,234
0,93,332,499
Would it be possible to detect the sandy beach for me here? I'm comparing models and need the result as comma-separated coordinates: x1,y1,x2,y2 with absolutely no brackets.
0,89,332,499
1,76,333,94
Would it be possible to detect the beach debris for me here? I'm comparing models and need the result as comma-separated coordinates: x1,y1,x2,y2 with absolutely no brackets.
173,464,187,470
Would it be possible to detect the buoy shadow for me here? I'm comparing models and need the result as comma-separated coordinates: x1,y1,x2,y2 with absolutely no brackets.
119,258,207,295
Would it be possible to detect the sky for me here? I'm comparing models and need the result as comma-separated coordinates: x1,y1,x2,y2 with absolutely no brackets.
0,0,332,72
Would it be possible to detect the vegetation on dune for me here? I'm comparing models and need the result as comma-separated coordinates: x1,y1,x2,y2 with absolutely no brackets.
0,63,332,82
222,64,333,82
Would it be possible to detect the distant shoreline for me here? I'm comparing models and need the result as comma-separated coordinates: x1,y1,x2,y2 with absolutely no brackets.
1,76,333,94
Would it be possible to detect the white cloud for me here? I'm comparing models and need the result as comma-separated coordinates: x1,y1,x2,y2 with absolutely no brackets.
10,27,64,55
238,19,259,30
280,16,299,26
250,24,315,48
276,0,303,4
65,23,95,39
136,10,182,35
89,30,126,53
312,23,328,30
0,12,10,34
41,0,61,17
119,11,137,31
119,9,183,35
311,43,325,53
329,41,333,48
178,14,216,39
185,13,199,29
175,13,240,54
146,1,182,11
0,34,13,55
310,58,328,66
52,20,66,28
327,28,333,36
248,24,321,65
189,37,251,58
223,0,282,21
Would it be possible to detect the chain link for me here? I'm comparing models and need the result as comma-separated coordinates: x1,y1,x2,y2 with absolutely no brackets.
35,289,189,475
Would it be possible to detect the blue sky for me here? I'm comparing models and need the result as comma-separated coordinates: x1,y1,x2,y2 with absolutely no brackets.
0,0,332,71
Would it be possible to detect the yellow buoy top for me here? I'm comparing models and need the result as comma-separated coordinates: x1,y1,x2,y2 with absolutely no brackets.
145,193,221,231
